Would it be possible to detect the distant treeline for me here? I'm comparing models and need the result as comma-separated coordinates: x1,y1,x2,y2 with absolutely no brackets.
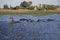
3,1,60,10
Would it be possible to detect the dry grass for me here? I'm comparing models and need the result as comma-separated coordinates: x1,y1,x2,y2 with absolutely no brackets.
0,9,60,16
0,9,31,13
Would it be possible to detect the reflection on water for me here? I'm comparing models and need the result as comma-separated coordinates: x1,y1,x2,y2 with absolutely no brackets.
0,14,60,40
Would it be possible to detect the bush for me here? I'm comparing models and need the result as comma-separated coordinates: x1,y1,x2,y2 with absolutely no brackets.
28,6,34,10
4,4,8,9
15,6,20,10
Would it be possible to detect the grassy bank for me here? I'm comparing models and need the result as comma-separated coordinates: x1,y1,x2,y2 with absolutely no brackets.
0,9,60,16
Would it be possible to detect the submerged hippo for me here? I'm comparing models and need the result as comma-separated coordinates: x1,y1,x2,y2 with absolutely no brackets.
47,19,55,21
37,19,45,22
9,17,14,24
37,19,40,22
20,18,29,22
29,19,34,22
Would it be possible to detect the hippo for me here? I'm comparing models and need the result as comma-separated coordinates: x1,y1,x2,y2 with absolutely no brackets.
47,19,55,21
37,19,45,22
9,17,14,24
30,20,34,22
29,19,35,22
37,19,40,22
20,18,29,22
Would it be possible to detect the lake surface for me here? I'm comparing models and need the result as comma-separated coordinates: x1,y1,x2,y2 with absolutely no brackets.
0,14,60,40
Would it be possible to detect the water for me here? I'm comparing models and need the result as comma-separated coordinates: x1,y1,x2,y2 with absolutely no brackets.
0,14,60,40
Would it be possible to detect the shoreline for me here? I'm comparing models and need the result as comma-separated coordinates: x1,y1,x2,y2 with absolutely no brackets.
0,9,60,16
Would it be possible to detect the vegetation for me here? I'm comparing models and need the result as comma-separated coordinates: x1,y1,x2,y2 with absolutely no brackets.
3,1,60,10
41,4,58,10
15,6,20,10
0,9,60,16
20,1,32,9
0,1,60,16
28,6,34,10
4,4,8,9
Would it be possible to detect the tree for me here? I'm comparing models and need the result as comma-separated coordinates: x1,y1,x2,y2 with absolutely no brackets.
20,1,32,8
28,6,34,10
42,4,47,9
46,5,57,10
4,4,8,9
42,4,57,10
28,1,32,6
10,6,13,9
15,6,20,9
20,1,29,8
38,4,42,10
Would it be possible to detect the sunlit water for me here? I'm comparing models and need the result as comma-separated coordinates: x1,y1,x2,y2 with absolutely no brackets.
0,14,60,40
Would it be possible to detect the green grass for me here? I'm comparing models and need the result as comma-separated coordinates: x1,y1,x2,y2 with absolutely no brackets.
0,9,60,16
